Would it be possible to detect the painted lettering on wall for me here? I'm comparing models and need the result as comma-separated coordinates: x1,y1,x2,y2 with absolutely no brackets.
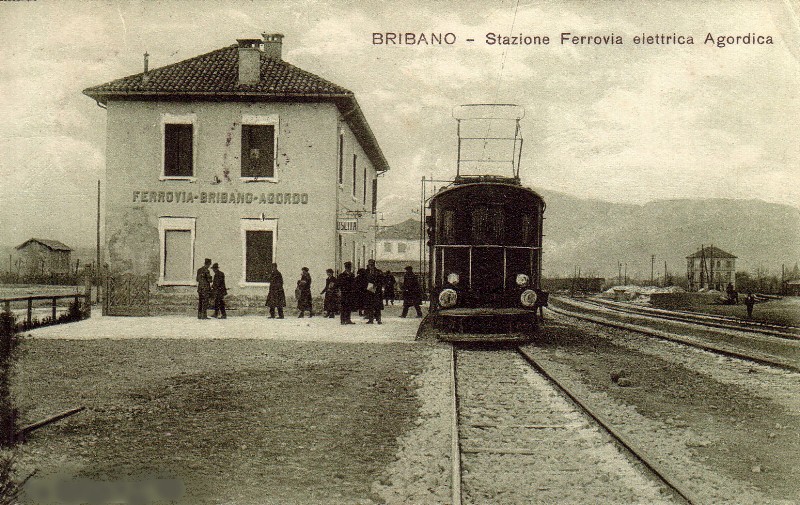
133,191,309,205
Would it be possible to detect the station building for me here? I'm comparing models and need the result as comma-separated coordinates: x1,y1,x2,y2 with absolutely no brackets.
686,246,736,291
84,34,389,305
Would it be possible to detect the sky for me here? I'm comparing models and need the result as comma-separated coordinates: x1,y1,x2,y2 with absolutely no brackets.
0,0,798,248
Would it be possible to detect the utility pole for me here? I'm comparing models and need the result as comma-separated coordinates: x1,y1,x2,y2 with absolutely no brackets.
624,263,627,285
664,261,668,287
96,180,101,304
618,261,622,285
651,255,655,285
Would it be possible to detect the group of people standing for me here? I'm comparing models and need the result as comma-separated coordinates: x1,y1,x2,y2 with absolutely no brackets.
196,258,227,319
197,258,424,323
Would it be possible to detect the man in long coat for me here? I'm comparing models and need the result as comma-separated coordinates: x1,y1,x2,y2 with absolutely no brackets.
266,263,286,319
401,265,423,318
211,263,227,319
365,259,384,324
337,261,355,324
196,258,212,319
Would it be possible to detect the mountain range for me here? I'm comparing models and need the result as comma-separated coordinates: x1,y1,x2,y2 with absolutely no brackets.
377,189,800,281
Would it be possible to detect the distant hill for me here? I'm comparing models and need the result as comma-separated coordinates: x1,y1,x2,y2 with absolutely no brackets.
377,190,800,281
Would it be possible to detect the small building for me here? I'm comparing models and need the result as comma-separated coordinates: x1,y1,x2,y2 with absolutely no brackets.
375,218,427,277
14,238,72,277
686,246,736,291
83,34,389,310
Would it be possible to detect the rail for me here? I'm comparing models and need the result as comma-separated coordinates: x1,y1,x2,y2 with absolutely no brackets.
1,292,90,328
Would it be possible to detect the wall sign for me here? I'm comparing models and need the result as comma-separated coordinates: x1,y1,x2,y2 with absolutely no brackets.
133,191,308,205
337,218,358,233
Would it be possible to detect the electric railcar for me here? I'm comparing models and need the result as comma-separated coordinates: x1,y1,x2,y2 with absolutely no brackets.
418,104,546,342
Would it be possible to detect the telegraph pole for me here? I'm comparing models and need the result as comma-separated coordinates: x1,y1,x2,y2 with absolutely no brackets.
96,180,101,303
618,261,622,285
664,261,668,287
651,255,655,285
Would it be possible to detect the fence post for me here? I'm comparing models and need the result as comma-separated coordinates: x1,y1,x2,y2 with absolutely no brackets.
27,299,32,327
51,298,57,322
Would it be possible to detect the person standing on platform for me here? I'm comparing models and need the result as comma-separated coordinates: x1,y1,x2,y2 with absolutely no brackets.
383,271,396,306
297,267,314,318
196,258,213,319
744,292,756,318
266,263,285,319
355,268,368,317
365,259,384,324
401,265,423,318
321,269,338,318
337,261,356,325
211,263,227,319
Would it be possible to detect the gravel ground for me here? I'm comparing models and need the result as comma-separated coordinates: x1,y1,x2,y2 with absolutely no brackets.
456,349,675,504
527,313,800,503
13,337,436,504
371,344,452,504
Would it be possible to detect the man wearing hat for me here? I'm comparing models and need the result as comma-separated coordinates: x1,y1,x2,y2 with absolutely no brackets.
196,258,213,319
211,262,227,319
337,261,356,324
401,265,423,318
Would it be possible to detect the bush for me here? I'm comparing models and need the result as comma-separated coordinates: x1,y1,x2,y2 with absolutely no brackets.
0,313,22,505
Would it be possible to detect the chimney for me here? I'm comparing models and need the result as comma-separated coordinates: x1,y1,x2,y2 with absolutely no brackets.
262,33,284,60
237,39,262,85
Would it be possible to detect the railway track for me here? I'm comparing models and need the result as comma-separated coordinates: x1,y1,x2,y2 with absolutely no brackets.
549,299,800,372
449,345,697,504
574,297,800,340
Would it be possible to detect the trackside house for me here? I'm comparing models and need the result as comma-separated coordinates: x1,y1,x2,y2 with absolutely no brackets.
686,246,736,291
84,34,389,304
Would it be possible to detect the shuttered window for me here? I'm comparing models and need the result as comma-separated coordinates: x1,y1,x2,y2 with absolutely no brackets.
164,124,193,177
371,178,378,213
241,125,275,178
245,230,273,283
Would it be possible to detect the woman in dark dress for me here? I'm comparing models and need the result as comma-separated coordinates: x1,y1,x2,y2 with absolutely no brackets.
321,268,338,318
265,263,286,318
297,267,314,318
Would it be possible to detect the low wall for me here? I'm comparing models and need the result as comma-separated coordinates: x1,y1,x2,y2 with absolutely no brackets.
649,292,721,309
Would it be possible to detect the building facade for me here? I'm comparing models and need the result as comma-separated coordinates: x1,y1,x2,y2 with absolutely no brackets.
375,218,428,272
686,246,736,291
84,35,388,302
14,238,72,277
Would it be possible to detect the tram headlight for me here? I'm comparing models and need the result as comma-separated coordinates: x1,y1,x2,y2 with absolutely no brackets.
516,273,530,287
447,272,460,285
439,288,458,308
520,289,537,307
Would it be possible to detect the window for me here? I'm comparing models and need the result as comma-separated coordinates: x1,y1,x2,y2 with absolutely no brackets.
241,125,275,178
158,217,196,285
383,242,392,253
241,219,277,285
241,115,278,180
471,206,504,244
397,242,408,254
363,166,367,205
352,154,357,198
161,114,196,179
371,178,378,214
338,133,344,185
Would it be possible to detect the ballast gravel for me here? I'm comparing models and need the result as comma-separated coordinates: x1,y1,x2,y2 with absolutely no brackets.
456,350,674,504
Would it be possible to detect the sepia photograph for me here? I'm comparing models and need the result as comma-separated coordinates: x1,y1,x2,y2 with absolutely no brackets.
1,0,798,503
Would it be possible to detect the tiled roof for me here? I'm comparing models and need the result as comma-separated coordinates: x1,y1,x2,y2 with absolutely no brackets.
83,45,351,98
686,246,736,259
377,218,422,240
83,42,389,172
16,238,72,252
